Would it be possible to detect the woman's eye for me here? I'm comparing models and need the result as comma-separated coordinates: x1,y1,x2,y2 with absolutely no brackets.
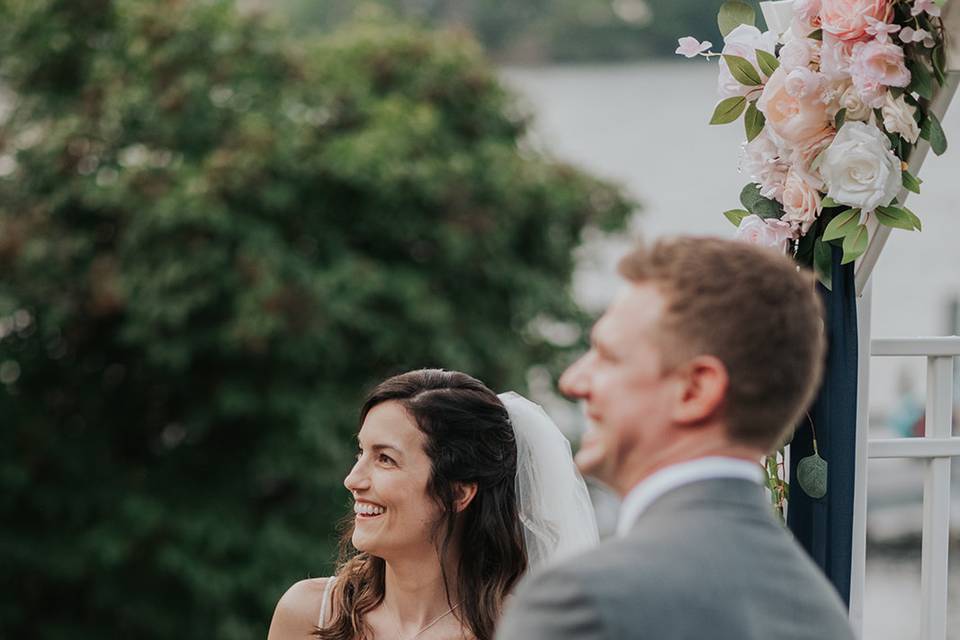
378,453,395,465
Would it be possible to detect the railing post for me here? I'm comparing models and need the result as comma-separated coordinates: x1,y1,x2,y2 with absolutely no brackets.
920,355,954,640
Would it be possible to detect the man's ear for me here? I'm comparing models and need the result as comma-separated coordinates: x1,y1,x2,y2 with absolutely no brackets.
672,355,729,425
453,482,478,513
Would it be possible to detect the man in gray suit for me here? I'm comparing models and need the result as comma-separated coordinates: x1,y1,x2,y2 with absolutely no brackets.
497,237,855,640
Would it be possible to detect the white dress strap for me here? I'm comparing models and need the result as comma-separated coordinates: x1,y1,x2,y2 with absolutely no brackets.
318,577,336,628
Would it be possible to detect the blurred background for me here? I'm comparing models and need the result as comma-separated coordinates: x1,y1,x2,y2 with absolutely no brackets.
1,1,958,638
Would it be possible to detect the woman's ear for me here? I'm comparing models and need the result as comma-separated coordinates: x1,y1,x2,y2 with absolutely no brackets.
453,482,478,513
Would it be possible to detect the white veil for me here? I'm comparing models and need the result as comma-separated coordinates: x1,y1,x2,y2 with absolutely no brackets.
498,392,599,571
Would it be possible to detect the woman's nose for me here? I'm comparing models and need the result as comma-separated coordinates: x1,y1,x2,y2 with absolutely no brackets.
344,458,370,493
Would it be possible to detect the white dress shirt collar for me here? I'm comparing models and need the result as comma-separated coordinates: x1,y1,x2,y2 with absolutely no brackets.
615,456,765,537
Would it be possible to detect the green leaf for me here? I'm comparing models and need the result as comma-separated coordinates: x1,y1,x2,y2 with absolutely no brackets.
841,223,869,264
813,237,833,290
907,58,934,101
723,208,750,226
875,205,916,230
902,170,922,194
723,54,762,86
933,45,947,86
821,208,860,241
797,453,828,499
902,205,922,231
808,28,823,41
710,96,748,125
920,111,947,155
744,101,765,142
718,0,756,37
739,183,784,219
820,195,840,208
833,108,846,130
755,49,779,77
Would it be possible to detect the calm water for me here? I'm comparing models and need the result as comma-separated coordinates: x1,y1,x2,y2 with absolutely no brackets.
501,61,960,639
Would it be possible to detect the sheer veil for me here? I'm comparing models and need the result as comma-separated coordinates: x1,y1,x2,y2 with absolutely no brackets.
498,392,599,571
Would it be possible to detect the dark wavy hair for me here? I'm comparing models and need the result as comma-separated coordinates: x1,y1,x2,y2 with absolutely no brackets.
316,369,527,640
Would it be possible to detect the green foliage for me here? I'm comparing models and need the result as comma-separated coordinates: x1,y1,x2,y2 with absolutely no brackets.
276,0,736,62
0,2,632,638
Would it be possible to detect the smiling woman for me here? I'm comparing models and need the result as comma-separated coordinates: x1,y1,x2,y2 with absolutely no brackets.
267,369,528,640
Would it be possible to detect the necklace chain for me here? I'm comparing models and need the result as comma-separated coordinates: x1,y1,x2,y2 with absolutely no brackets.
390,601,461,640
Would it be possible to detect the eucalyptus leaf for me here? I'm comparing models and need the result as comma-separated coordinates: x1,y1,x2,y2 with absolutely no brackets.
797,453,828,499
921,111,947,155
841,223,869,264
723,54,762,86
739,183,784,219
902,170,922,194
744,101,765,142
718,0,756,37
755,49,779,77
821,208,859,241
723,208,750,226
821,195,840,208
710,96,748,125
933,45,947,86
814,237,832,290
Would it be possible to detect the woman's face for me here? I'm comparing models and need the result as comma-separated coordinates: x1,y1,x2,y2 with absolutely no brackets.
344,401,442,557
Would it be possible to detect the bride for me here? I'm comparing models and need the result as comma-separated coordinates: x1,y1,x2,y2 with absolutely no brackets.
268,369,597,640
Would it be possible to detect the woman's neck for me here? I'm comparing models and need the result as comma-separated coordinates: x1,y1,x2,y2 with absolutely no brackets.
381,547,461,630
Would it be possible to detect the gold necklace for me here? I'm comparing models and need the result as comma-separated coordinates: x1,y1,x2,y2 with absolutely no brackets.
389,601,461,640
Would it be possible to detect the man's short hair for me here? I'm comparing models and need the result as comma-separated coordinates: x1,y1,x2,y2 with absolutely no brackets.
618,236,826,452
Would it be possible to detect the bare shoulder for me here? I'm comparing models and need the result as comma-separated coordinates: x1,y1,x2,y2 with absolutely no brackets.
267,577,332,640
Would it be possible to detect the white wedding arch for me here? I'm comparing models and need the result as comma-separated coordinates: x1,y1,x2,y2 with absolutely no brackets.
759,1,960,637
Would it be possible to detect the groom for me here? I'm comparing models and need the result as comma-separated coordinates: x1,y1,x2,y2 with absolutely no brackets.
497,237,854,640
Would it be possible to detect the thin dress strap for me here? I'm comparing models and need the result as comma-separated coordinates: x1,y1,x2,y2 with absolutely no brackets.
318,577,336,628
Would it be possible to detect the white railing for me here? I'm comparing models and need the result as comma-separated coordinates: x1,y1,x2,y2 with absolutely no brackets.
850,335,960,639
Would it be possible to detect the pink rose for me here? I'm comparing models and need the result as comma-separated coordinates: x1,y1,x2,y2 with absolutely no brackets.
790,129,835,189
850,40,911,108
820,33,855,79
757,66,833,145
740,130,790,200
792,0,823,37
820,0,892,41
785,67,826,99
780,168,824,233
780,38,820,71
735,215,796,252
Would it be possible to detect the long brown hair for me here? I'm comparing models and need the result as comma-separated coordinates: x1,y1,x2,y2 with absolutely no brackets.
316,369,527,640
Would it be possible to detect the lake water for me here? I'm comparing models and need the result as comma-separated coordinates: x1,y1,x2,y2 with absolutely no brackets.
501,61,960,639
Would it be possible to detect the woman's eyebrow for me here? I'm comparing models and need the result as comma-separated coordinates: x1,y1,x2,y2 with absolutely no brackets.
356,438,404,456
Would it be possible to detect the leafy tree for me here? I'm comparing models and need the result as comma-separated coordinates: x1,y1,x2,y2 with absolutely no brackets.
0,1,631,638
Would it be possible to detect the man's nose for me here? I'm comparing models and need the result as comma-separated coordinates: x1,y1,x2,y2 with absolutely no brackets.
559,353,591,400
344,458,370,493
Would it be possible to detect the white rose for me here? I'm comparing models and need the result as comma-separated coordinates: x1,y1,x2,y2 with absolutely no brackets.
717,24,779,99
839,84,873,121
821,121,902,211
881,92,920,144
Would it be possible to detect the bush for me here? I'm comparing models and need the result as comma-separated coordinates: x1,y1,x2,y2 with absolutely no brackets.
0,1,631,638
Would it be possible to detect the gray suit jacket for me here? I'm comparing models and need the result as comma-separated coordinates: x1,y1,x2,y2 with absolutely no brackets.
497,478,855,640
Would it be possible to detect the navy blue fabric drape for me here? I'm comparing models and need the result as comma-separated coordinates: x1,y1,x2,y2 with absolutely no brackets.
787,245,858,606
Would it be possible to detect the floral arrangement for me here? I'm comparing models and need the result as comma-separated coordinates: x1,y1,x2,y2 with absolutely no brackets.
678,0,950,288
